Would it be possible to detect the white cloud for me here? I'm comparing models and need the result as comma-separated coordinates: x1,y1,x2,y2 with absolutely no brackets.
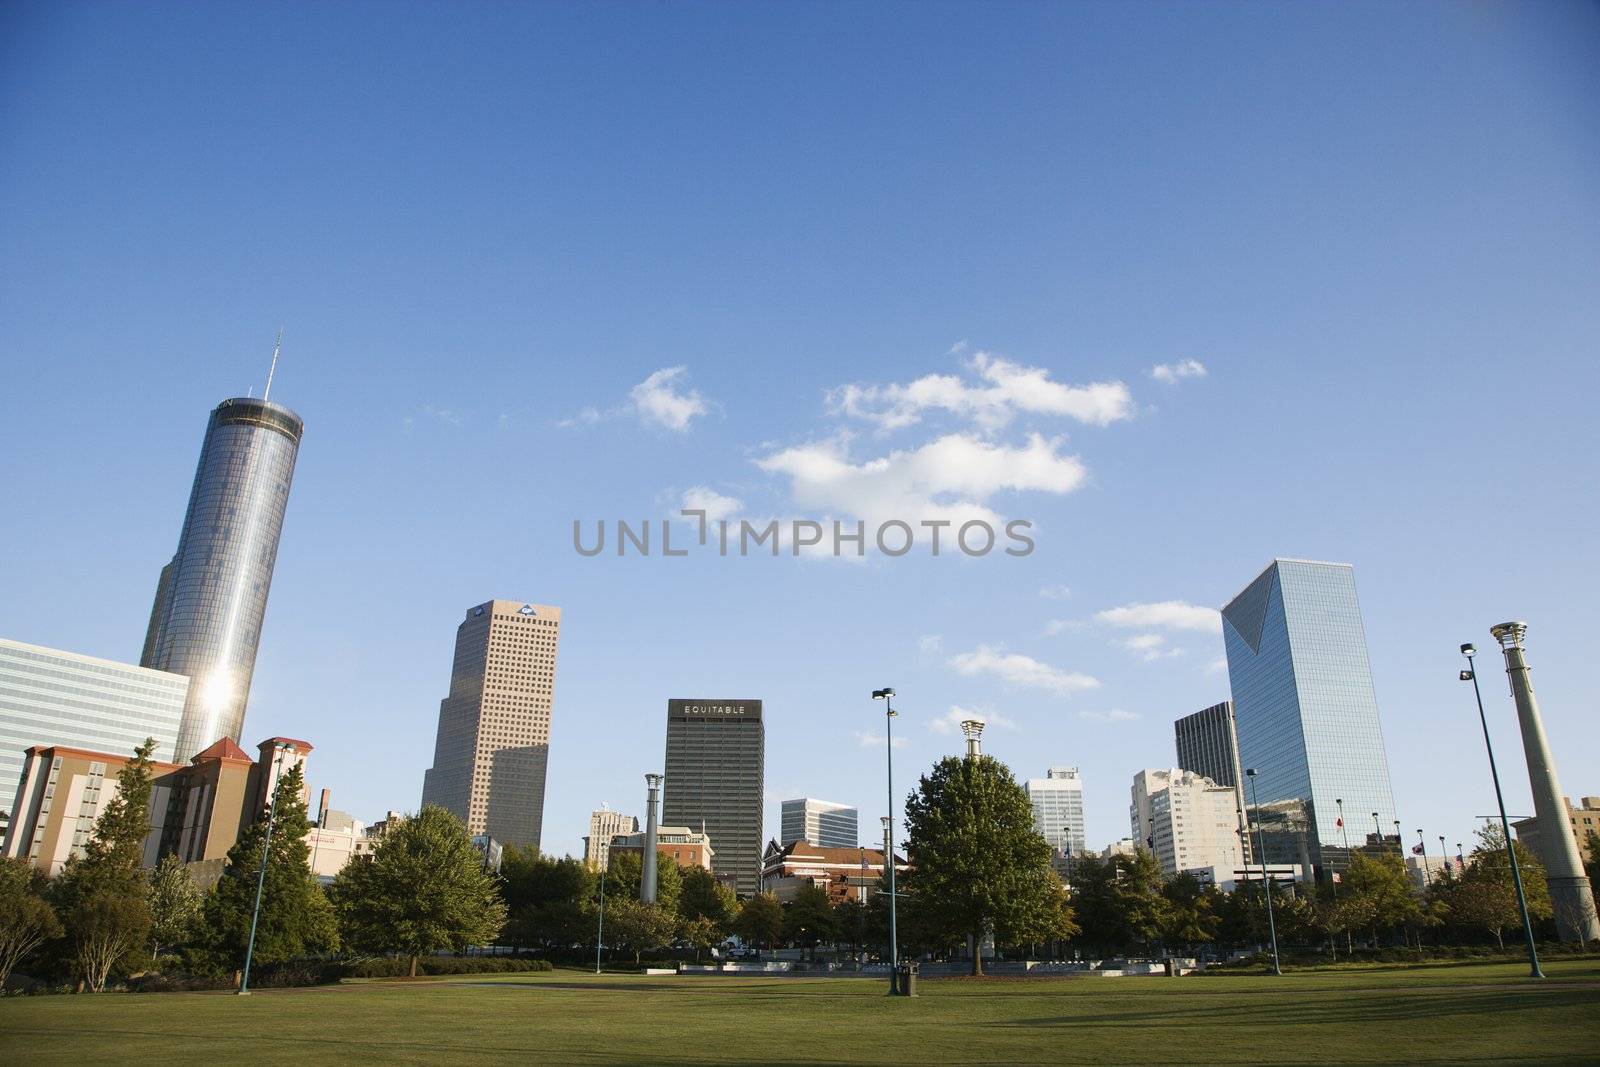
402,405,463,431
830,352,1134,433
928,705,1019,734
919,634,944,656
853,730,906,749
1041,619,1082,637
1119,633,1184,662
1149,359,1208,384
757,431,1088,529
630,366,709,431
1205,655,1229,676
948,645,1100,696
1094,601,1222,634
679,486,742,524
1038,585,1072,600
1078,708,1141,723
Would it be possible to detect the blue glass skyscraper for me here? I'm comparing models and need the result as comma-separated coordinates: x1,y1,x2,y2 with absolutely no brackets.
1221,559,1397,873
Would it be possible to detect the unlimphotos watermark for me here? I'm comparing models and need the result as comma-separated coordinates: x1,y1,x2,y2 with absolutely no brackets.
573,511,1035,558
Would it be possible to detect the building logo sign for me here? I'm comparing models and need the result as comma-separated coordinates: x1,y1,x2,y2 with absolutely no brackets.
518,604,536,616
669,699,762,721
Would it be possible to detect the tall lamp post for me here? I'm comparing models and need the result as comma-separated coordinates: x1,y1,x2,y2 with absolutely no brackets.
595,855,607,974
872,687,900,996
1245,769,1282,976
1416,830,1431,887
239,741,294,995
1460,642,1542,978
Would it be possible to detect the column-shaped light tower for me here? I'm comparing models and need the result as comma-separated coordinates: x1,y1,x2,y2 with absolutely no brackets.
872,687,900,995
1460,641,1543,977
642,773,663,904
1491,622,1600,942
960,719,985,759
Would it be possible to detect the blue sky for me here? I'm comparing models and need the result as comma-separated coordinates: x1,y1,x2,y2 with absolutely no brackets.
3,2,1597,860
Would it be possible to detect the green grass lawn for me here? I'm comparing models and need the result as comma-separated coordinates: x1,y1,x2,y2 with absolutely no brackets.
4,960,1598,1065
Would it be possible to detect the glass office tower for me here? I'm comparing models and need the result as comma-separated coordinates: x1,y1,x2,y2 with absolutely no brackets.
1221,559,1397,874
142,397,303,761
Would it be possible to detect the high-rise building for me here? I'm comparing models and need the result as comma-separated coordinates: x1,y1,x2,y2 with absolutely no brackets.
142,397,304,761
1130,768,1245,879
1025,767,1086,860
584,806,639,870
1221,558,1397,875
1174,701,1250,861
421,600,561,850
780,798,858,848
0,638,189,820
662,698,764,897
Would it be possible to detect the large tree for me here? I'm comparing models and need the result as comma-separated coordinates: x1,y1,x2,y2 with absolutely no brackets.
602,849,682,917
603,897,676,965
1161,872,1222,952
329,805,505,977
903,754,1076,974
51,738,160,990
0,857,62,988
499,850,595,952
147,853,203,957
783,883,837,959
733,892,784,957
202,761,338,973
1451,824,1553,948
1067,851,1168,956
1343,852,1421,945
679,865,736,932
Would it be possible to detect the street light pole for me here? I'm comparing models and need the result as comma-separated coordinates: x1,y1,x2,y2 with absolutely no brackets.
595,858,607,974
1245,769,1281,976
1461,643,1542,979
1417,830,1431,887
239,743,292,995
872,687,900,996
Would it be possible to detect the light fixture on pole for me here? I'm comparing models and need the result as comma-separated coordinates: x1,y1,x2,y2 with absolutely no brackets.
1245,768,1282,976
595,846,608,974
872,687,901,996
960,719,985,760
239,741,295,995
1460,642,1543,978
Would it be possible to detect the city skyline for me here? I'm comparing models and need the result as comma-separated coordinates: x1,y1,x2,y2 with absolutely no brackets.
3,3,1597,863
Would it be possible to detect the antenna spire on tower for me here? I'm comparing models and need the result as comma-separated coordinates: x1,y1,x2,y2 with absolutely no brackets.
263,326,283,403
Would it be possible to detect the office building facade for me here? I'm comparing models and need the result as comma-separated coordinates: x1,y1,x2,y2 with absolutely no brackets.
780,797,858,848
421,600,561,850
1174,701,1250,861
584,806,639,870
141,397,304,761
662,698,763,896
1131,768,1245,878
0,638,188,820
1025,767,1087,860
1221,558,1397,874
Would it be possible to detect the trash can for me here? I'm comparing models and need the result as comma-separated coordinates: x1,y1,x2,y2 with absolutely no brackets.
897,961,919,997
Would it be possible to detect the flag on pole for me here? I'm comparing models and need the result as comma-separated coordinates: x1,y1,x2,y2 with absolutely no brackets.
1411,843,1424,855
1335,817,1343,828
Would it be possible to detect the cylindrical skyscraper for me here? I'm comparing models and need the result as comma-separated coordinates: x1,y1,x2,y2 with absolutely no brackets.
1491,621,1600,943
142,397,304,761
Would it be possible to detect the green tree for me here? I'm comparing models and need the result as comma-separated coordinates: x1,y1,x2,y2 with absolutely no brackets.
903,753,1077,975
679,915,723,962
783,883,837,959
499,850,594,952
202,761,337,973
604,897,676,964
1584,829,1600,915
1452,824,1553,948
833,897,867,961
1069,850,1170,955
602,849,683,917
146,854,202,957
51,738,160,990
1343,853,1420,944
1161,873,1221,951
329,805,505,977
733,892,785,957
0,857,62,987
679,865,736,932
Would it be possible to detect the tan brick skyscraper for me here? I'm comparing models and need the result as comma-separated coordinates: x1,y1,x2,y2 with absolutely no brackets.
422,599,561,850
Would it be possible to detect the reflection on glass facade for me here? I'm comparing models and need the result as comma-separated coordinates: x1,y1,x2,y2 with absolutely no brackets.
0,638,187,818
779,798,859,848
142,398,303,762
1222,559,1397,874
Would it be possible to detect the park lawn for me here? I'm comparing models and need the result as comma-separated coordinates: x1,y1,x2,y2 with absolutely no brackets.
3,960,1598,1065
